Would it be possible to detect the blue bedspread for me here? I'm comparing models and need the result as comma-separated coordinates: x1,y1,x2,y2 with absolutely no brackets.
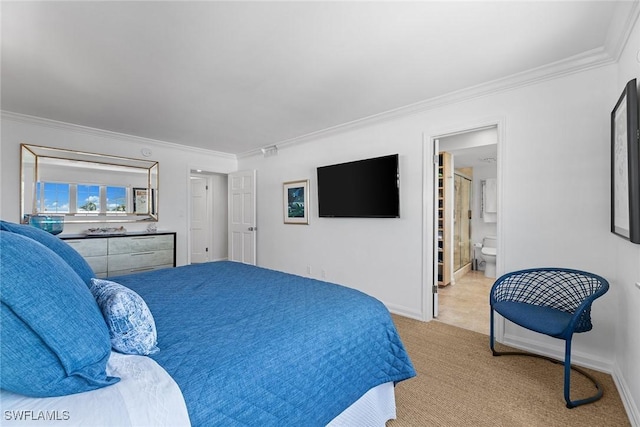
115,261,415,426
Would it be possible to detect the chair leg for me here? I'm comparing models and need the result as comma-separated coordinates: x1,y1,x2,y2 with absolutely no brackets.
564,338,604,408
564,339,573,407
490,308,497,355
489,329,604,408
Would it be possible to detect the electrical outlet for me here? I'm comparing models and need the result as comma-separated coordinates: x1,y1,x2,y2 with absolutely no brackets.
321,270,326,279
306,266,311,275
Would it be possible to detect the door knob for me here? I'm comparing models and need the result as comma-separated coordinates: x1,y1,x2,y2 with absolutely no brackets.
248,227,257,231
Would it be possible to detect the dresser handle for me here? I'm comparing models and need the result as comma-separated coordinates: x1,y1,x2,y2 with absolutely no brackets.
131,252,154,256
131,237,155,240
129,267,155,273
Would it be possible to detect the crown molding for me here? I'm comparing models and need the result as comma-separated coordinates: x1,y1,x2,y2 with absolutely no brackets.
238,46,616,159
605,0,640,61
2,33,626,163
0,111,237,160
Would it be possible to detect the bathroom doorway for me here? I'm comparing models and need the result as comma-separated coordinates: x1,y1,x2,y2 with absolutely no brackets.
433,126,498,335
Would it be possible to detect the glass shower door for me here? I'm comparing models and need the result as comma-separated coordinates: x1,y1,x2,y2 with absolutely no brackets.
453,174,472,271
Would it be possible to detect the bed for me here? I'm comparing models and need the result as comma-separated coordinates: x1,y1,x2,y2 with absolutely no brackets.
0,221,416,426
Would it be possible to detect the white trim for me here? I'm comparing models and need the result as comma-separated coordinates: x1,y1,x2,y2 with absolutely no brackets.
238,48,615,159
5,1,640,163
2,40,627,163
613,363,640,427
501,331,613,374
1,111,236,160
421,132,436,322
604,0,640,62
386,304,423,322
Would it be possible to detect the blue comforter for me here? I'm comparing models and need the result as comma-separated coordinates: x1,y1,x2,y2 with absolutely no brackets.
115,261,415,426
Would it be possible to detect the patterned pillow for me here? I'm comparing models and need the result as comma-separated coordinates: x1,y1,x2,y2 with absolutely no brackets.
90,279,159,356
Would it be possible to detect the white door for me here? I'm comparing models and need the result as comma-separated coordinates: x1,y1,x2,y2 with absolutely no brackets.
228,170,257,265
190,176,210,263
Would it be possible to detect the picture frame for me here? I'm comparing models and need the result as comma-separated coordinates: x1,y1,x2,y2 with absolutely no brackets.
611,78,640,244
283,180,309,224
133,187,149,214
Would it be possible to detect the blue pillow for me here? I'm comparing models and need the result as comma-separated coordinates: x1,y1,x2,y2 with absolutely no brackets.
90,278,160,356
0,220,95,286
0,231,119,397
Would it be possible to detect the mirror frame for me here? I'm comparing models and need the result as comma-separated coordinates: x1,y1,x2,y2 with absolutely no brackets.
21,144,159,223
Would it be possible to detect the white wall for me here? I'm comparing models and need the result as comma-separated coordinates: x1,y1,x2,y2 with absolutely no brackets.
240,121,427,318
612,12,640,425
239,62,622,379
0,114,237,266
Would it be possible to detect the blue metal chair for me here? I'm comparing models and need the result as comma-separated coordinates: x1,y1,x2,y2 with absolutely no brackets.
489,267,609,408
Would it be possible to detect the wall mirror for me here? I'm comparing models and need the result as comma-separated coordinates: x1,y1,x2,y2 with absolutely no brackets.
21,144,159,223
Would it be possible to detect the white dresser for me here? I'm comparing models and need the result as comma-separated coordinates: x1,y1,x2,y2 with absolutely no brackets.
62,232,176,278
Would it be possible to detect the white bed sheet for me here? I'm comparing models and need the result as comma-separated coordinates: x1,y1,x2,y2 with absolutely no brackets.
328,382,396,427
1,352,190,427
1,352,395,427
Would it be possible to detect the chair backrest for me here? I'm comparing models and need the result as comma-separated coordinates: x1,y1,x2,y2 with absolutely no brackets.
490,268,609,333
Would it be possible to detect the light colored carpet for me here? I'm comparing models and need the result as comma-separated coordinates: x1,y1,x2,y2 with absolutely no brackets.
387,315,630,427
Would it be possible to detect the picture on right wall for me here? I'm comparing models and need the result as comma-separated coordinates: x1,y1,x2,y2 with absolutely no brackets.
611,78,640,244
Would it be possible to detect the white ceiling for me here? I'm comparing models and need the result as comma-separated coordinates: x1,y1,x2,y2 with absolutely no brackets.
1,1,637,155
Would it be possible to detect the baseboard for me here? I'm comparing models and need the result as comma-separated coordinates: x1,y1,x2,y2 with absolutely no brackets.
385,303,423,321
501,332,613,373
612,364,640,427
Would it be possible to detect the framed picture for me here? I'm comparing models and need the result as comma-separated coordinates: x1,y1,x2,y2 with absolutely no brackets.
611,78,640,244
133,188,149,214
283,180,309,224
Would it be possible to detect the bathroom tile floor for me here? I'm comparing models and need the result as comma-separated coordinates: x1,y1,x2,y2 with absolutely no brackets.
436,270,495,335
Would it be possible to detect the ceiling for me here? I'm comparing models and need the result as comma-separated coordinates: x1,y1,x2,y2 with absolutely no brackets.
1,1,637,156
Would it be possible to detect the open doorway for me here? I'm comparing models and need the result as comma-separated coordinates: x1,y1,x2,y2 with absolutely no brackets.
434,126,498,335
189,170,229,264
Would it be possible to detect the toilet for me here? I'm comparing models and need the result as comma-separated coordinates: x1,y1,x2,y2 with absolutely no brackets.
480,236,497,278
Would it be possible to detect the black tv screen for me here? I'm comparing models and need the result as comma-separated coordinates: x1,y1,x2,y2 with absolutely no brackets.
317,154,400,218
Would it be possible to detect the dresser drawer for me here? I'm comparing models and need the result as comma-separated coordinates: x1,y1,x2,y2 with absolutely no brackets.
64,238,108,257
108,249,174,274
109,264,173,277
85,256,108,276
61,232,175,278
108,235,174,255
64,238,108,277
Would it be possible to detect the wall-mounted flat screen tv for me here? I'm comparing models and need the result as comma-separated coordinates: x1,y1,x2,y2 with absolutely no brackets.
317,154,400,218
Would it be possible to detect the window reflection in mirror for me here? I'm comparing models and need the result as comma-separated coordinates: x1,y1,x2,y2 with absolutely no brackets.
21,144,158,223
